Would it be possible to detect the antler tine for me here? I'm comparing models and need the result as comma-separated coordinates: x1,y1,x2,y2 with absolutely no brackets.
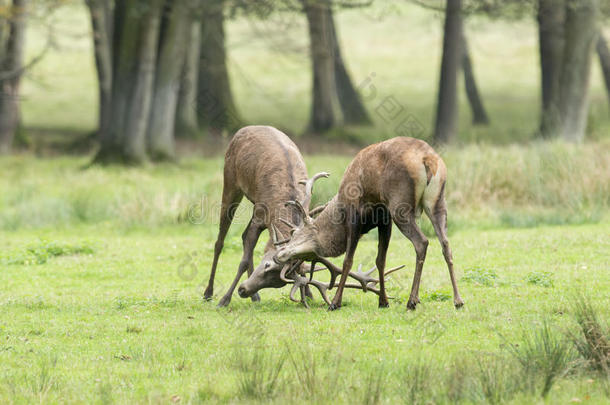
308,203,328,217
283,259,406,307
289,282,301,303
384,264,405,277
313,258,405,292
279,260,303,283
270,223,282,244
306,278,331,305
316,257,339,291
273,238,291,246
279,217,298,230
299,172,330,213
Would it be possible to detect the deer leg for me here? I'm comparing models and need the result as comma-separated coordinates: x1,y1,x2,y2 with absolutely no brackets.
217,218,264,308
394,214,428,311
329,211,361,311
376,220,392,308
204,190,243,300
426,198,464,308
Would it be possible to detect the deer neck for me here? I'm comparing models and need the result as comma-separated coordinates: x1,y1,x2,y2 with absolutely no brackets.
313,196,348,258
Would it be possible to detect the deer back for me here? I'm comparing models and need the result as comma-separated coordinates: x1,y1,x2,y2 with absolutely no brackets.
225,125,308,228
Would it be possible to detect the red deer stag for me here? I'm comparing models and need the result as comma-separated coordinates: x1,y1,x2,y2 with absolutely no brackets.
204,125,327,307
275,137,464,311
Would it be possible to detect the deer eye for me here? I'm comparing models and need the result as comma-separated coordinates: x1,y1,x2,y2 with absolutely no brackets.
264,262,270,269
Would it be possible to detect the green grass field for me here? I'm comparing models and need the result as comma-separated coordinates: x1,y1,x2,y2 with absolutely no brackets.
2,1,610,403
1,155,609,404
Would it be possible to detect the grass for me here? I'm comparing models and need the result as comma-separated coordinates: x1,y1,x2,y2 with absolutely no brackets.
1,141,608,232
3,1,609,403
0,155,609,403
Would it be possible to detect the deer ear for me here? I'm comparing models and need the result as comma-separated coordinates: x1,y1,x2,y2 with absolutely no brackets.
285,200,312,225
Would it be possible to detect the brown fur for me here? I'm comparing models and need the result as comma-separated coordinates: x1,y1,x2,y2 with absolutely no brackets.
204,126,311,307
276,137,464,310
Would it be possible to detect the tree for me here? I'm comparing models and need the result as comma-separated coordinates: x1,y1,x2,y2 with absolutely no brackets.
175,19,201,137
596,33,610,106
196,0,241,137
304,0,341,133
302,0,371,133
537,0,599,141
88,0,193,164
327,6,371,125
557,0,599,142
0,0,28,154
537,0,565,137
433,0,463,143
87,0,113,144
462,31,489,125
148,1,190,159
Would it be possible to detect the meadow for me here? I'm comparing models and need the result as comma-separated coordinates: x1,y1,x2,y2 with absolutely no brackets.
1,1,609,404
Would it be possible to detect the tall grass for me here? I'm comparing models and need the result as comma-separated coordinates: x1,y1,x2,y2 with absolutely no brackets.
444,141,610,227
568,294,610,374
1,141,608,231
507,320,575,397
231,339,287,400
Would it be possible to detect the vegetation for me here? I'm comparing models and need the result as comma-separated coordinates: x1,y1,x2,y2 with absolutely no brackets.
0,1,608,403
0,154,609,403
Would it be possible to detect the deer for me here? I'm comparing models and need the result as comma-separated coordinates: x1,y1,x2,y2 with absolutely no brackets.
274,136,464,311
204,125,329,307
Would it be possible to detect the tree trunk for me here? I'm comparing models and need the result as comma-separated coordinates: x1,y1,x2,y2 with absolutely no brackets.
433,0,462,143
537,0,565,137
304,0,341,134
327,7,371,126
147,0,190,160
123,0,163,162
558,0,599,142
94,0,141,162
197,0,240,136
462,32,489,125
175,19,201,138
0,0,28,155
86,0,113,140
596,33,610,106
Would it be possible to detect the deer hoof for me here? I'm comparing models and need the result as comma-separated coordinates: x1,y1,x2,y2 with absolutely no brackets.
454,298,465,309
250,292,261,302
379,300,389,309
406,300,418,310
203,288,213,301
217,295,231,308
328,303,341,311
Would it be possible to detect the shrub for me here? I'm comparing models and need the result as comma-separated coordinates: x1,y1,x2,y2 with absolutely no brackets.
1,240,94,265
461,267,499,287
525,271,554,288
421,289,452,302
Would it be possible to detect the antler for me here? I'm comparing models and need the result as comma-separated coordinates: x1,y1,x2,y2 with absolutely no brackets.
286,260,406,307
299,172,330,212
270,223,290,246
308,203,328,217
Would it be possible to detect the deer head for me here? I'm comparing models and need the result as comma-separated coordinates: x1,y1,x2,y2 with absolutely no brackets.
274,200,323,263
238,223,295,298
237,173,329,298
